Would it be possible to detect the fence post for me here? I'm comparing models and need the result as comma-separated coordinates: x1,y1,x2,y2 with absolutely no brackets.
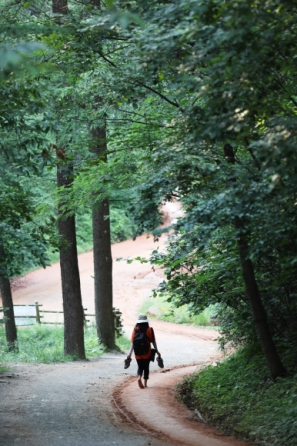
35,301,41,324
113,307,123,337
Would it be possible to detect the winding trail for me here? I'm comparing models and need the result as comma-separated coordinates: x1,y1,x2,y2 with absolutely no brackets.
116,367,248,446
0,203,252,445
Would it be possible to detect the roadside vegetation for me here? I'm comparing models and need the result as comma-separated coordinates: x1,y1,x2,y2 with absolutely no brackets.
140,294,218,328
0,325,129,364
178,347,297,446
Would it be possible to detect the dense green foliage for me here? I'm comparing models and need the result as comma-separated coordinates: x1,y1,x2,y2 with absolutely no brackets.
114,0,297,376
0,0,142,279
178,347,297,445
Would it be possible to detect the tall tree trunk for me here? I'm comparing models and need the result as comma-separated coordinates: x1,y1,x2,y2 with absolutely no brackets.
92,199,115,348
236,232,287,379
52,0,85,358
57,164,85,358
0,243,17,351
90,126,115,349
86,0,115,348
224,144,286,379
0,277,18,352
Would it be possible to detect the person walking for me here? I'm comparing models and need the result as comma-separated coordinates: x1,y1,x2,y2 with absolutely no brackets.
126,314,161,389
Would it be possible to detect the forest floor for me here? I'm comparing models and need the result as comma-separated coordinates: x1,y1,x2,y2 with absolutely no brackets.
0,203,252,446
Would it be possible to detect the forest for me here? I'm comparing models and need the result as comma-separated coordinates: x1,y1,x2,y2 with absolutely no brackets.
1,1,297,443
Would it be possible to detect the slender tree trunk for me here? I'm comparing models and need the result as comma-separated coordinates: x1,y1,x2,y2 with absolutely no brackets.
92,199,115,348
0,277,18,352
90,125,115,349
52,0,85,358
86,0,115,348
224,144,286,379
57,164,85,358
236,225,287,379
0,244,17,351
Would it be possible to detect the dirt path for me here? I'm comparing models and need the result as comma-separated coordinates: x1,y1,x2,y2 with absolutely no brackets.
0,358,172,446
0,203,252,445
116,366,249,446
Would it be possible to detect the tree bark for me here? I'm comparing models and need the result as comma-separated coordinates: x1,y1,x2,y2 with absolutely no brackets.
52,0,85,359
52,0,68,13
0,244,17,351
57,164,85,358
224,144,286,379
90,125,115,349
87,0,115,348
92,199,115,348
236,225,287,379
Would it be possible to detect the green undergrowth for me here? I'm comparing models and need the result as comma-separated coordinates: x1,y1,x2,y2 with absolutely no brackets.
0,324,129,364
140,294,218,328
177,347,297,446
115,334,131,352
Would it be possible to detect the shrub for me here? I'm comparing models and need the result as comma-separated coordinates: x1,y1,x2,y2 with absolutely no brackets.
177,347,297,446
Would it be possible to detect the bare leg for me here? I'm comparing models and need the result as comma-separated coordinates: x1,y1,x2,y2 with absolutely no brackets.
138,376,144,389
144,379,148,388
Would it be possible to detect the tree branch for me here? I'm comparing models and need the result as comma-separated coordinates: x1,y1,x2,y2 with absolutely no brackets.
244,137,261,171
134,81,184,111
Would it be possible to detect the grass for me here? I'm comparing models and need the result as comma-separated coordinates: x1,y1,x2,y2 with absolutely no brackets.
116,334,131,352
0,324,130,364
139,293,218,327
177,346,297,446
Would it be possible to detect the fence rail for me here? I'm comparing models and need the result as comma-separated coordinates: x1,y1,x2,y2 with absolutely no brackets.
0,302,123,336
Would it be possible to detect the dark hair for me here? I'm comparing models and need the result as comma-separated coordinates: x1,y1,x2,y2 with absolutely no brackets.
136,322,149,333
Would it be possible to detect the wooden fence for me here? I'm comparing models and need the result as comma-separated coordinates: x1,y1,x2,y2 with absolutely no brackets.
0,303,123,336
